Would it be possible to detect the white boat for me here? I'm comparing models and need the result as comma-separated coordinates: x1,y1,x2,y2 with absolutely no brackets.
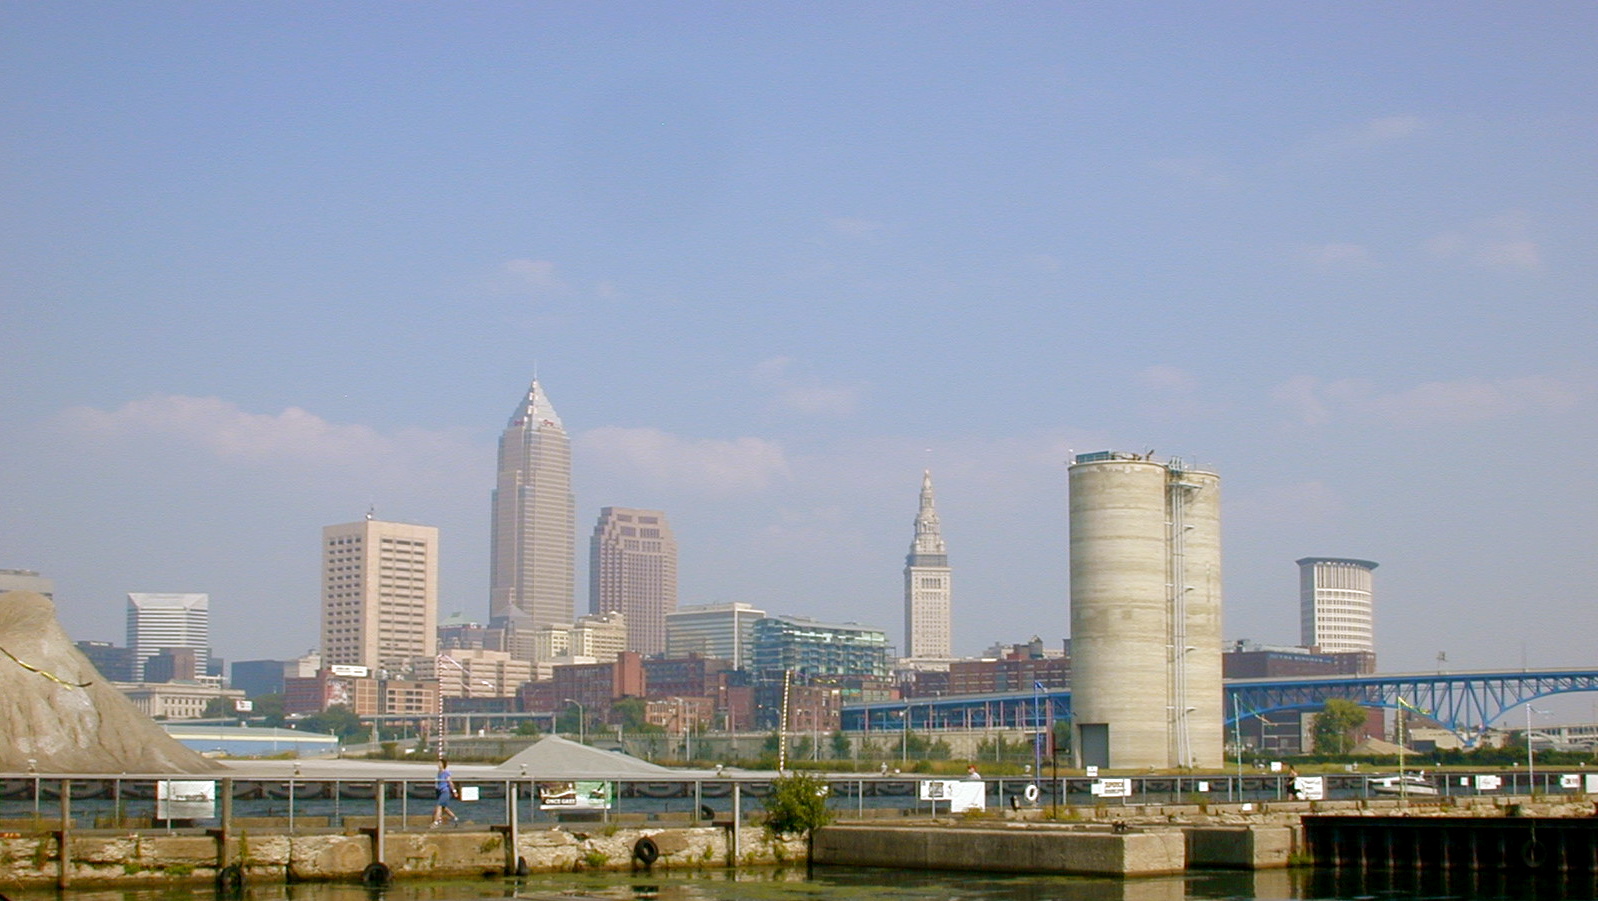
1369,773,1439,796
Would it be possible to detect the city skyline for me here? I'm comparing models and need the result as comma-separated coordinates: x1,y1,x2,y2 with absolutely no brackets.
3,7,1594,677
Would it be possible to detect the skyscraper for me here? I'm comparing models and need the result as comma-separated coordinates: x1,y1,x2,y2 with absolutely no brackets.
1298,557,1378,657
321,517,438,671
590,507,678,656
126,592,209,682
903,470,952,660
489,379,575,639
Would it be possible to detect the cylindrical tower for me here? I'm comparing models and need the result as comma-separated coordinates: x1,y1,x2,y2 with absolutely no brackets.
1069,452,1223,769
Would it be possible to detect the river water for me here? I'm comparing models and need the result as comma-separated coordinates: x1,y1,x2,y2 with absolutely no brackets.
3,865,1596,901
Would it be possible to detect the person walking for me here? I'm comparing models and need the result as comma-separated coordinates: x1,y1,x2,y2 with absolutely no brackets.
432,757,458,827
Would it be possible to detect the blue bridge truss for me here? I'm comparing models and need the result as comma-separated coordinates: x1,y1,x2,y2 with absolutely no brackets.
1226,668,1598,747
841,668,1598,748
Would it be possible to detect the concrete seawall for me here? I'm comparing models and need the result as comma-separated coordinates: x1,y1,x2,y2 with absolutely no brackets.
3,795,1592,887
0,824,807,888
814,823,1193,876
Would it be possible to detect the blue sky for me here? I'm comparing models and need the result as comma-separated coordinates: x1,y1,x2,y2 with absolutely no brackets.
3,4,1595,692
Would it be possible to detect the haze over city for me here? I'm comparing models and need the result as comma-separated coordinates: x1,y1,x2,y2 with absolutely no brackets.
2,5,1594,677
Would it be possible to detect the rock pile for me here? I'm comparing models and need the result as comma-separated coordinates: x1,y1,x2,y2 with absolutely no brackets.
0,591,221,773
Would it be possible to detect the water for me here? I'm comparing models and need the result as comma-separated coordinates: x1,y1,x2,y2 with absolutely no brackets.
4,866,1598,901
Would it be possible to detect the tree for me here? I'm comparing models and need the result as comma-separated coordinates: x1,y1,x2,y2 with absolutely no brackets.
1312,699,1368,755
201,697,232,719
609,698,664,735
762,772,834,838
830,729,852,760
299,705,364,739
251,693,286,727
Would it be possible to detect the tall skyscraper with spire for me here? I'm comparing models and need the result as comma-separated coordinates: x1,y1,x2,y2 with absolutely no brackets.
490,379,575,644
903,470,952,660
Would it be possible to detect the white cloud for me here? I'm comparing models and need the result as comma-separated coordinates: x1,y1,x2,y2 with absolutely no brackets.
1271,374,1585,428
1368,376,1582,426
577,426,792,495
1299,115,1425,160
751,356,863,416
53,395,480,478
1342,115,1424,150
500,258,566,292
1296,242,1377,271
1425,211,1543,271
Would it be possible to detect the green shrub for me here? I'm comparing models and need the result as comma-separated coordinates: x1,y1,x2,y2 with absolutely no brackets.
762,772,834,838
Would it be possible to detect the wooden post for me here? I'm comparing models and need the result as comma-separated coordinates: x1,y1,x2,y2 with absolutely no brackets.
218,777,234,870
56,779,71,888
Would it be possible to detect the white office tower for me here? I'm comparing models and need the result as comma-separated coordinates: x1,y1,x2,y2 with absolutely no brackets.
903,470,952,661
1068,452,1223,769
126,592,209,682
321,517,439,671
490,379,576,642
666,602,765,669
1298,557,1378,655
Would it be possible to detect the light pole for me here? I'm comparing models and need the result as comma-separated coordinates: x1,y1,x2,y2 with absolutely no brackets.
901,704,911,763
563,698,585,745
1526,703,1551,795
1032,681,1044,802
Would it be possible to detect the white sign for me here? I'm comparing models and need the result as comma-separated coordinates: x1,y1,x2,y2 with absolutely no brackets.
1269,761,1283,773
1586,774,1598,794
234,699,253,712
1085,766,1099,778
919,780,956,801
1560,774,1580,790
329,664,369,677
1475,774,1503,791
1196,781,1210,793
459,785,479,802
1292,776,1325,801
157,780,217,820
948,781,985,813
1094,778,1132,798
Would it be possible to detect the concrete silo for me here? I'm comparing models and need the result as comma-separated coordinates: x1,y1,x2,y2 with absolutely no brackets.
1069,452,1222,769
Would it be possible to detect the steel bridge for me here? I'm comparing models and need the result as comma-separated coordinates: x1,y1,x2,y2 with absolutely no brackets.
1226,667,1598,748
841,668,1598,748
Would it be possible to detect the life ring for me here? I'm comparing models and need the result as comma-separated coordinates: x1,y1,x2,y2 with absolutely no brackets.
699,804,715,821
632,836,660,866
1023,783,1040,803
361,862,391,886
1522,839,1546,869
514,855,529,877
215,863,244,894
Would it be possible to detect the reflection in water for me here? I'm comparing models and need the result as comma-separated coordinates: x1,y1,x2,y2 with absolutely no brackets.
2,865,1595,901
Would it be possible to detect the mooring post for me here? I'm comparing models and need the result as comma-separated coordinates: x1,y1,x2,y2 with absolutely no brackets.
218,777,234,869
505,779,520,875
374,780,386,865
56,778,71,889
730,782,741,863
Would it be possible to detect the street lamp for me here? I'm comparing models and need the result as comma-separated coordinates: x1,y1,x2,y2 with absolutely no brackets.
563,698,585,745
1527,703,1552,795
